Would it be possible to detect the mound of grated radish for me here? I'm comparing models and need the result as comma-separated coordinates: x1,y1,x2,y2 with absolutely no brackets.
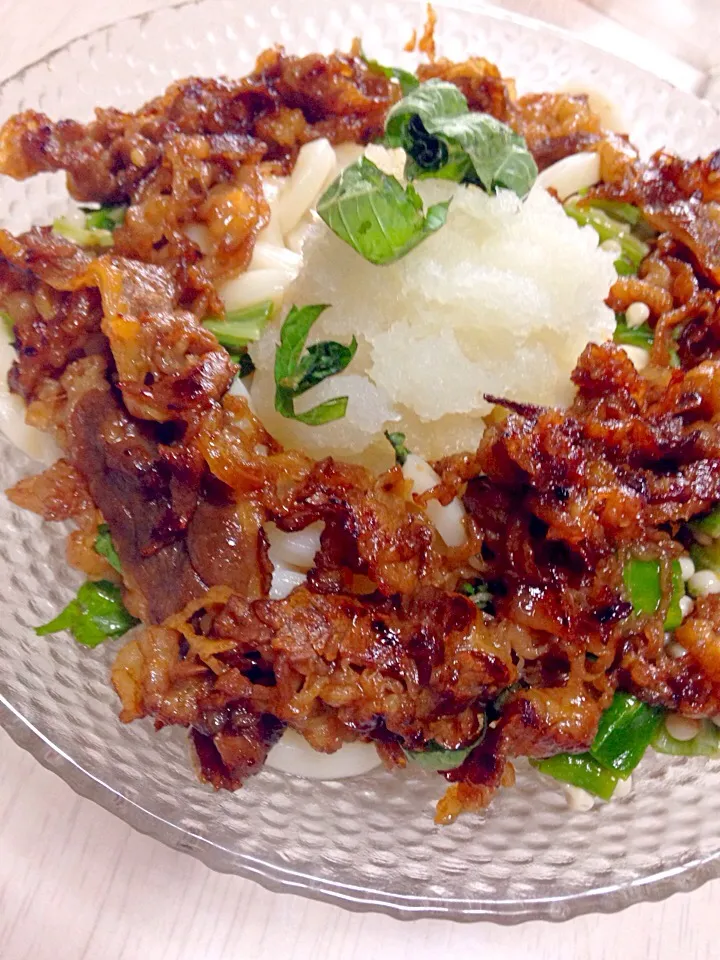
249,167,617,464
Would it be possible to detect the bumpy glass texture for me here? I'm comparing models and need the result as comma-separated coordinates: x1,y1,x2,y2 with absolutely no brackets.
1,0,720,923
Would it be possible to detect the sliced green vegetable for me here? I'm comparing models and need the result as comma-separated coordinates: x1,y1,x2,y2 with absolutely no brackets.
1,310,13,343
531,753,619,800
582,197,642,226
613,257,637,277
690,539,720,574
35,580,138,648
652,717,720,757
384,79,537,197
360,52,419,95
204,300,273,349
94,524,122,573
385,430,410,465
457,579,492,610
274,304,357,426
317,157,449,265
53,218,114,248
614,315,654,350
590,692,663,777
623,558,684,629
690,506,720,540
404,734,484,772
564,198,649,272
665,561,685,630
53,204,127,248
81,204,127,232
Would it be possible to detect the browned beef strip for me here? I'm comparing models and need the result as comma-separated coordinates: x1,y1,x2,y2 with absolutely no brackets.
67,387,270,622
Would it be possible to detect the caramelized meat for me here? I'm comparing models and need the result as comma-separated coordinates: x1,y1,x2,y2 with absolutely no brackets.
591,151,720,285
7,458,92,520
6,44,720,822
66,388,270,622
0,49,397,203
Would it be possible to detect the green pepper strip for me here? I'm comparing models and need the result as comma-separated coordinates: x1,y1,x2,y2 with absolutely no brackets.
691,539,720,575
530,753,619,800
623,557,684,630
613,315,653,350
590,692,663,776
690,505,720,540
532,689,665,798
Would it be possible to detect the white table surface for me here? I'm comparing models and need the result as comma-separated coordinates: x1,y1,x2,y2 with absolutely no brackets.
1,2,718,958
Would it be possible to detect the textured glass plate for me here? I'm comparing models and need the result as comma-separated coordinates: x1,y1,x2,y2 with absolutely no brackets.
2,0,720,924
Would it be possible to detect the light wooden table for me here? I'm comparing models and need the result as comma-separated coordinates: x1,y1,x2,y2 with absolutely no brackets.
0,2,718,958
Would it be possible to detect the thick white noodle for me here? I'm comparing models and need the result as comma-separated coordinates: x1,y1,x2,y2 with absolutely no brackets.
402,453,467,548
0,336,61,466
261,519,384,778
218,267,290,311
264,729,382,778
268,565,307,600
533,152,601,201
265,521,324,569
278,138,337,237
248,242,302,276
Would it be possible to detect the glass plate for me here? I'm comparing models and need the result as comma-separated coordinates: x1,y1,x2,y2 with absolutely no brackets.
2,0,720,924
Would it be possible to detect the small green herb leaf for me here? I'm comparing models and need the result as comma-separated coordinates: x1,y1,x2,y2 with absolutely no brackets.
274,304,356,426
286,338,358,396
360,51,419,95
384,79,537,197
35,580,138,648
385,430,410,465
385,80,469,148
94,524,122,573
316,157,449,265
404,734,484,771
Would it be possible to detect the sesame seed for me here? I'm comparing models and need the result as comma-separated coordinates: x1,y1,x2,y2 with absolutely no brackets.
679,556,695,581
613,775,633,799
665,714,700,742
600,239,622,256
564,784,594,812
625,301,650,329
621,345,649,371
667,641,687,659
688,570,720,597
679,595,694,619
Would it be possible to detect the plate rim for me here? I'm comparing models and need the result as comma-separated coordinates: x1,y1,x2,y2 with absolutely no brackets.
1,0,719,923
